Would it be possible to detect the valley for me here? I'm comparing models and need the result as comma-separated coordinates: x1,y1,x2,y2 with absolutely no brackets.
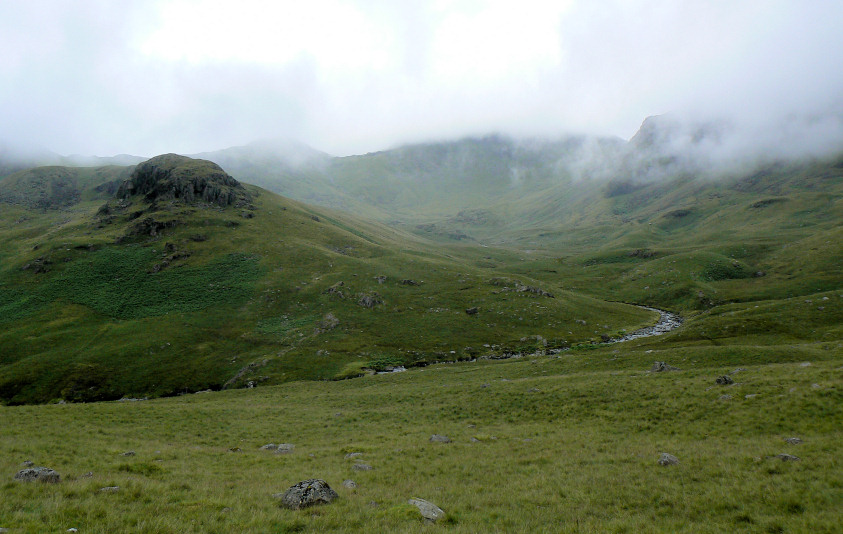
0,120,840,532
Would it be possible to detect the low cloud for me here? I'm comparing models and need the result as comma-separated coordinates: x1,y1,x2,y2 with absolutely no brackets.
0,1,841,161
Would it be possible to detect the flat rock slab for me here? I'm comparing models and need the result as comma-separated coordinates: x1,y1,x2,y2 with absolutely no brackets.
409,498,445,522
14,467,60,483
352,463,373,471
429,434,452,443
784,437,803,445
279,479,338,510
774,454,800,462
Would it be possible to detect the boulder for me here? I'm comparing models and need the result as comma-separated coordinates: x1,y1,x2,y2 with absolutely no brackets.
14,467,61,483
357,293,383,308
774,453,800,462
465,307,479,315
279,479,338,510
100,486,120,492
784,437,803,445
342,479,358,489
352,463,373,471
715,375,734,385
429,434,452,443
275,444,295,454
651,361,680,372
318,313,340,331
658,453,679,466
408,498,445,522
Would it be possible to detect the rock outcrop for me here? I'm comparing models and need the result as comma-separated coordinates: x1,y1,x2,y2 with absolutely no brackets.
116,154,250,208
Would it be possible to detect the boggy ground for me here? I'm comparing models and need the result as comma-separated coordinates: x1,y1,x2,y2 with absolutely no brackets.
1,338,840,533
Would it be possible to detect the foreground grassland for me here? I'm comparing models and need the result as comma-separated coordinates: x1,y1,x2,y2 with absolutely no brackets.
1,342,840,533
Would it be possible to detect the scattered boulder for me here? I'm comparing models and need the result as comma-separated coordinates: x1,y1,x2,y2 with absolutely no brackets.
275,444,295,454
22,460,34,467
357,293,383,309
658,453,679,466
342,479,358,489
784,437,803,445
317,312,340,332
14,467,61,483
651,361,680,372
718,394,732,401
228,447,242,453
715,375,734,385
352,463,373,471
344,452,363,460
99,486,119,493
375,275,387,284
429,434,452,443
408,498,446,522
279,479,338,510
324,281,346,299
774,454,800,462
260,443,278,450
120,451,136,457
400,279,420,286
465,307,479,315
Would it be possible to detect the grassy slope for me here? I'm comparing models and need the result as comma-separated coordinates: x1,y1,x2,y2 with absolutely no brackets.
0,340,839,532
0,176,651,404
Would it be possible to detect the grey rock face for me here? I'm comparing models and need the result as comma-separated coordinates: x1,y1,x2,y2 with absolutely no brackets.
429,434,452,443
658,453,679,466
408,498,445,522
279,479,338,510
14,467,60,483
715,375,734,385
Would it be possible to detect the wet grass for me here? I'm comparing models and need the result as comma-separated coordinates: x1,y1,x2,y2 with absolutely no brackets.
0,349,839,532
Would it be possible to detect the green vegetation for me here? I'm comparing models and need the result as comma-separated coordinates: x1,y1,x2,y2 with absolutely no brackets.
0,346,839,532
0,145,840,531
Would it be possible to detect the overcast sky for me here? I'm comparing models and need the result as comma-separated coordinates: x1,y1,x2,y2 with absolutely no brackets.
1,0,842,157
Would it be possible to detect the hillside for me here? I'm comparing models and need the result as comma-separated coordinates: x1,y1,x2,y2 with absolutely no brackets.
0,154,653,405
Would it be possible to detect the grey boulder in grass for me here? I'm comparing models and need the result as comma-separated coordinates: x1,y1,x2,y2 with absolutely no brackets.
14,466,60,483
279,479,338,510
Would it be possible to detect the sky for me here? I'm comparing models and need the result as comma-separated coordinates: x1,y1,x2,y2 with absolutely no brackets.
1,0,842,157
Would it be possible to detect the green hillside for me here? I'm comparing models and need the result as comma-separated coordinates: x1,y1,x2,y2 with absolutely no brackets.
0,154,652,405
